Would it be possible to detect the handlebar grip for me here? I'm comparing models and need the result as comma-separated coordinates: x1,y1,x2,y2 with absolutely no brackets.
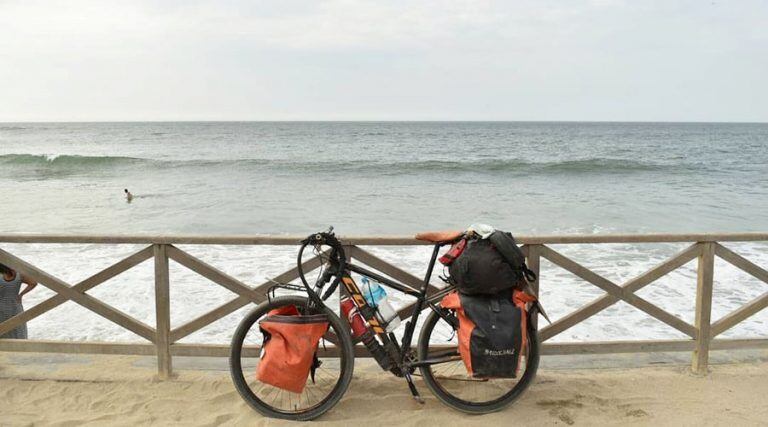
303,231,342,249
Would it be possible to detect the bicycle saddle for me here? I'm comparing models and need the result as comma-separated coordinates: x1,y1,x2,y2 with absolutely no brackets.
414,230,463,243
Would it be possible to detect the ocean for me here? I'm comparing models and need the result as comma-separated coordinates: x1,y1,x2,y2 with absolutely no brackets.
1,121,767,344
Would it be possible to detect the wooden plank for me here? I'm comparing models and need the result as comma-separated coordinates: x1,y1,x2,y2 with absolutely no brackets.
710,291,768,338
542,339,696,355
171,299,248,343
4,337,766,358
0,245,153,336
0,235,311,245
0,249,157,342
711,246,768,336
172,343,370,358
0,339,372,358
715,243,768,284
710,338,768,350
169,253,324,342
171,343,260,357
167,246,343,347
348,246,442,293
620,243,702,293
513,233,768,245
0,339,158,355
540,298,614,342
348,246,446,319
541,246,697,338
166,245,263,304
153,244,173,379
622,297,697,338
1,232,767,245
692,242,715,374
539,243,700,341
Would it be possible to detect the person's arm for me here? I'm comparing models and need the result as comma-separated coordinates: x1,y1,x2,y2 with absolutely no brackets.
17,274,37,302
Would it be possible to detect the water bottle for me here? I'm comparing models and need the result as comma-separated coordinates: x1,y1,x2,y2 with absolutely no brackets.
360,276,401,332
360,276,386,306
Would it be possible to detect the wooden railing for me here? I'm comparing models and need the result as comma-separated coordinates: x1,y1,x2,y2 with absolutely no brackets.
1,233,767,379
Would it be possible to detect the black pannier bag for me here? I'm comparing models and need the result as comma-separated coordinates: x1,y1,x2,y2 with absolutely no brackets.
441,290,530,378
448,230,536,295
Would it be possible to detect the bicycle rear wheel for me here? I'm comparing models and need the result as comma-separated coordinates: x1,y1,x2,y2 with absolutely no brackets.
229,295,355,421
417,308,539,414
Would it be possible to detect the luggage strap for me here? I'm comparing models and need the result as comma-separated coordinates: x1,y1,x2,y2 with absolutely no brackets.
523,266,537,283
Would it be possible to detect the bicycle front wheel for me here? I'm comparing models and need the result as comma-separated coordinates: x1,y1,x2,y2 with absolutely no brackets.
417,307,539,414
229,295,355,421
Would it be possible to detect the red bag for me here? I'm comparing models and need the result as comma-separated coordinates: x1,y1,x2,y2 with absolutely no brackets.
441,290,532,378
256,306,329,393
440,292,476,374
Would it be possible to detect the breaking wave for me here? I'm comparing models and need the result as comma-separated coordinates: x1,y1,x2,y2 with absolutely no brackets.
0,154,697,176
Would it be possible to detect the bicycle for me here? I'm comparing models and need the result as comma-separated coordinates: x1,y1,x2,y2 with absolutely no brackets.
229,227,542,420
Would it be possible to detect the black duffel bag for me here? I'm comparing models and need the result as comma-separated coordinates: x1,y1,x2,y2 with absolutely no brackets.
448,230,536,295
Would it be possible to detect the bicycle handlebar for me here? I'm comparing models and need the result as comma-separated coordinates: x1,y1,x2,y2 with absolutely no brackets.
297,227,347,304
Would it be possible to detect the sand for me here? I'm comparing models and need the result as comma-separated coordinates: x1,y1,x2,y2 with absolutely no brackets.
1,353,767,426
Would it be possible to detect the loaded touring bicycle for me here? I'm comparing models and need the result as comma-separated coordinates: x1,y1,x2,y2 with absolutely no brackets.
229,228,543,420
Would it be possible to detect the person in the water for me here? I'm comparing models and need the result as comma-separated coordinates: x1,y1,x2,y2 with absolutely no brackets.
124,188,133,203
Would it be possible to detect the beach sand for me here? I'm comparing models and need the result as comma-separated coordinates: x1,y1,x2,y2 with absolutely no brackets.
1,352,767,426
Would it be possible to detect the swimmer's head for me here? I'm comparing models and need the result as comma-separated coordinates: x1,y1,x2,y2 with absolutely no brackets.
124,189,129,193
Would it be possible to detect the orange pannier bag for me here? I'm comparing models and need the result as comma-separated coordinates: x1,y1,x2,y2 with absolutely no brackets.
256,305,330,393
441,290,534,378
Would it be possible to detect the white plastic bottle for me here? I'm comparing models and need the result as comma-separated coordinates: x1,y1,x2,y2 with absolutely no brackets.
360,277,401,332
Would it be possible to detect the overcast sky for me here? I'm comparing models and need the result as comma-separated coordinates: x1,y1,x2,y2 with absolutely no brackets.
1,1,766,122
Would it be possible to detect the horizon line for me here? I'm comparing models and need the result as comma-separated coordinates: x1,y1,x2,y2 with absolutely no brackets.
2,119,768,124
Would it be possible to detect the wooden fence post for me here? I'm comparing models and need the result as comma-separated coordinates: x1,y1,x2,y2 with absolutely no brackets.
154,244,173,379
692,242,715,374
526,244,541,329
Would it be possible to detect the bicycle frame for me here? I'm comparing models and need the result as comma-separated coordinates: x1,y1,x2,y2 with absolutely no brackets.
336,243,459,371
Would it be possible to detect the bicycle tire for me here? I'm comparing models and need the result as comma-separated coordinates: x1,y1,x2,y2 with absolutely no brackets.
417,307,539,414
229,295,355,421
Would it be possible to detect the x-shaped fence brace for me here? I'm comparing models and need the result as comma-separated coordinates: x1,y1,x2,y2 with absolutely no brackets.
541,243,767,342
536,243,701,341
1,240,767,377
0,246,157,341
